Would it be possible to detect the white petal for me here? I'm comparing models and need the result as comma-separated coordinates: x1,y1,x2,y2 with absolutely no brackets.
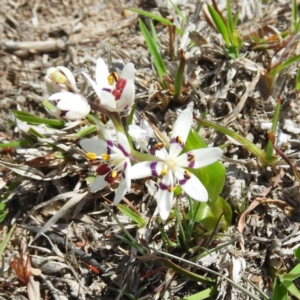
95,58,110,88
64,106,90,120
120,63,135,81
57,66,77,91
82,72,104,99
130,161,163,180
117,132,131,155
90,175,108,192
176,147,222,168
154,148,169,161
169,105,193,158
80,139,106,155
99,90,117,111
49,93,90,120
157,172,174,220
116,80,135,111
124,160,131,190
174,169,208,201
113,178,128,205
55,93,87,109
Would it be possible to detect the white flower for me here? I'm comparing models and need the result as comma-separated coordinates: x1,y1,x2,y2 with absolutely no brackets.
129,104,223,220
45,66,77,94
82,58,135,112
80,131,132,205
48,92,90,121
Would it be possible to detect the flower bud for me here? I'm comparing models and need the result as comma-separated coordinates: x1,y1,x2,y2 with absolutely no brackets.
48,92,90,121
45,66,77,94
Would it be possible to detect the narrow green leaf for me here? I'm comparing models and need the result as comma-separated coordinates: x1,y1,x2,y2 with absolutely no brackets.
292,0,298,33
0,140,32,148
126,8,184,34
28,127,46,138
139,254,215,284
280,277,300,298
226,0,234,35
11,110,64,128
75,125,97,138
296,68,300,90
273,277,288,300
139,19,167,79
182,286,217,300
207,5,230,47
195,117,277,166
280,263,300,281
169,0,188,25
265,97,281,162
174,49,185,96
270,54,300,77
0,224,16,255
117,204,146,227
149,20,159,50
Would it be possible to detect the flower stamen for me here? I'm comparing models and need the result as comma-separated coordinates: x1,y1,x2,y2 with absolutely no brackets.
107,72,119,85
102,154,111,161
86,152,97,161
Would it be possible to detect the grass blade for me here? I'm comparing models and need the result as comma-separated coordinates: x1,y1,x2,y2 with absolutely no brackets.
127,8,184,34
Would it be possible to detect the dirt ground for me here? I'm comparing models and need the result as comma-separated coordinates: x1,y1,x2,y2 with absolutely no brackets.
1,0,300,299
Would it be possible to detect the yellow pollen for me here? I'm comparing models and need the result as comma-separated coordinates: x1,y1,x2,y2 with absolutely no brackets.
107,72,119,85
176,136,184,146
161,169,167,176
101,154,111,161
111,170,118,178
86,152,97,161
187,153,195,162
169,186,176,192
184,170,191,180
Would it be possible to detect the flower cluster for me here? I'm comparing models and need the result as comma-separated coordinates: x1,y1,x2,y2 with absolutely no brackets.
44,58,222,220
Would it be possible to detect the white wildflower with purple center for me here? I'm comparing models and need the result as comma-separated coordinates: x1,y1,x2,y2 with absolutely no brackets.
83,58,135,112
80,131,132,205
129,103,223,220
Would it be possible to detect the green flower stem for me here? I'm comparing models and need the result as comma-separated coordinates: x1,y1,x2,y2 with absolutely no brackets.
42,100,55,110
108,112,124,134
265,97,280,163
131,149,160,162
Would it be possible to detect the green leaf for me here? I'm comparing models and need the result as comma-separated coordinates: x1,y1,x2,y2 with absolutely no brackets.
207,5,230,47
11,110,64,128
226,0,234,35
270,54,300,77
280,263,300,281
294,246,300,261
0,224,16,255
273,277,288,300
0,140,32,148
265,97,280,161
139,19,167,80
296,68,300,91
194,196,232,231
182,286,217,300
75,125,97,138
184,130,225,201
195,117,277,166
280,276,300,298
169,0,188,25
126,8,184,34
174,49,185,96
117,204,146,227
